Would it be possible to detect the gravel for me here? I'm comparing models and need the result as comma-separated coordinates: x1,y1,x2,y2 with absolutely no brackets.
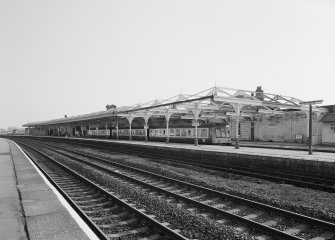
49,150,256,240
93,153,335,223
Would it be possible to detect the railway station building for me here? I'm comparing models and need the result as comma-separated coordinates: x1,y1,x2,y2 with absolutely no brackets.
23,86,335,145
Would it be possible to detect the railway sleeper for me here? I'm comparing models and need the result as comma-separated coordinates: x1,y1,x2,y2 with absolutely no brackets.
226,205,249,214
61,185,87,190
216,218,230,224
67,189,96,195
189,193,208,200
200,197,221,204
93,212,130,221
70,192,101,200
212,201,232,209
130,175,147,181
80,201,112,209
51,176,74,181
58,183,84,188
262,216,284,227
57,181,82,186
179,190,197,197
108,226,150,238
310,231,334,240
235,226,248,232
254,234,272,240
99,217,138,228
170,187,189,194
74,196,107,204
154,183,173,188
243,211,266,220
138,233,161,240
283,223,308,235
161,185,180,191
85,205,121,215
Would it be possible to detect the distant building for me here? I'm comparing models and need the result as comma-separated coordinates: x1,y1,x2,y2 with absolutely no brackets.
7,126,17,132
319,105,335,144
234,111,323,144
13,128,26,135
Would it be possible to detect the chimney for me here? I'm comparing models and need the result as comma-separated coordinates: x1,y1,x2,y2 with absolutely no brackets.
255,86,264,101
106,104,117,110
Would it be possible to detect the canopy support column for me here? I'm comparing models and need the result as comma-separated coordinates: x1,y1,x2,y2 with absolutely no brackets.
232,103,243,149
127,115,134,140
115,119,119,140
190,108,202,146
105,120,108,139
300,100,323,155
80,125,83,136
96,121,99,138
304,110,310,142
143,113,151,142
309,104,312,154
164,112,171,144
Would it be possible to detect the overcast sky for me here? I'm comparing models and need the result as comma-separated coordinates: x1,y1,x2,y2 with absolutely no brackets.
1,0,334,129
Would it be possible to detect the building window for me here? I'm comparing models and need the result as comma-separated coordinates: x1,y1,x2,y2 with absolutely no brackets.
331,123,335,132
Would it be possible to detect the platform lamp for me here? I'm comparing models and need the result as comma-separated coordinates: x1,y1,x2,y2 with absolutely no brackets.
299,100,323,155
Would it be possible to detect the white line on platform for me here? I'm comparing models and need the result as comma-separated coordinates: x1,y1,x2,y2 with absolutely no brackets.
12,140,100,240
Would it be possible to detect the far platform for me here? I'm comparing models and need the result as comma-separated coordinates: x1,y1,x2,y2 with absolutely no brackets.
9,136,334,179
66,137,335,163
239,141,335,153
2,136,335,179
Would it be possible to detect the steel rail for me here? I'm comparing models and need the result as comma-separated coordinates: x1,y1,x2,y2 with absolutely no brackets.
19,140,335,240
19,143,110,240
41,137,335,191
19,142,189,240
136,152,335,192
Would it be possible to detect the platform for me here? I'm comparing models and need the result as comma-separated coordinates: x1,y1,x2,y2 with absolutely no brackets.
42,136,335,178
239,141,335,153
0,138,93,240
67,137,335,163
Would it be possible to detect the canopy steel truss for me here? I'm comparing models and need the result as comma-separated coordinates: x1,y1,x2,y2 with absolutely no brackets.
23,86,327,128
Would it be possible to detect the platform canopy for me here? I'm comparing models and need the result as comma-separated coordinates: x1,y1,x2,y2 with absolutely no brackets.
23,86,327,127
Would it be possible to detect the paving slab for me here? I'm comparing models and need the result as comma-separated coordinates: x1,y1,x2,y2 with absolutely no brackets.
0,137,10,154
0,138,92,240
0,139,27,240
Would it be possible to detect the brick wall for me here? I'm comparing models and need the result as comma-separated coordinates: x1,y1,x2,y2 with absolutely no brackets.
230,112,323,143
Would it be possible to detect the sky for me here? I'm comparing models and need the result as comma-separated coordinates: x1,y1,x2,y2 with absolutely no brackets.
1,0,335,129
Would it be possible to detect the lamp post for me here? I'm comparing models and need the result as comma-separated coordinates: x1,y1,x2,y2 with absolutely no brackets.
299,100,323,155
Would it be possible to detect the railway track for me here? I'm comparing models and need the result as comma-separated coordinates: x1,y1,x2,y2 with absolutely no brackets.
17,139,335,240
134,150,335,193
34,137,335,193
19,142,188,240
